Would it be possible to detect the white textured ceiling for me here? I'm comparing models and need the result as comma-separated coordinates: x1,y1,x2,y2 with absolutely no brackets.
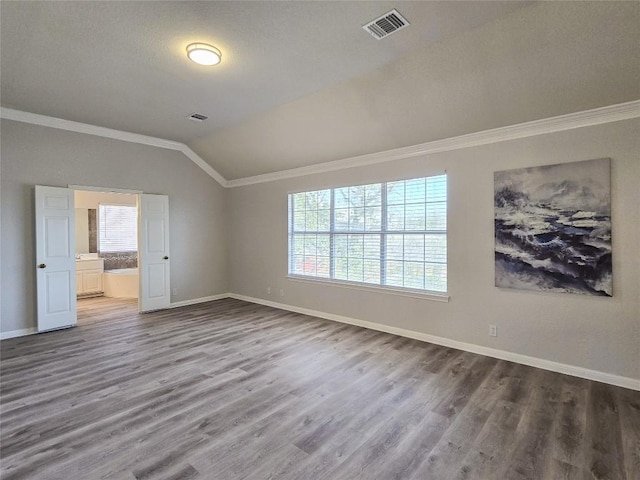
2,1,638,180
1,2,527,169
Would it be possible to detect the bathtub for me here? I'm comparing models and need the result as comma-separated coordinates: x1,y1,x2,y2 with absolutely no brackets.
103,268,139,299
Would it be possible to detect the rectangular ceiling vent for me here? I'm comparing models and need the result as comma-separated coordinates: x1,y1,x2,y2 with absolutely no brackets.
186,113,208,122
363,9,409,40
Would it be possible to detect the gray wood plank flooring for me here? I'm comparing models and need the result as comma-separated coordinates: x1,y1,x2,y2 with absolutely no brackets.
1,297,638,480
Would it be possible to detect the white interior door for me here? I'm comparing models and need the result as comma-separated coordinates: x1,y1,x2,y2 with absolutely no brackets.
139,194,170,312
35,186,77,332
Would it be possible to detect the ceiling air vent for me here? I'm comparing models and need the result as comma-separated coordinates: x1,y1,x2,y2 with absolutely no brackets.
186,113,208,122
363,9,409,40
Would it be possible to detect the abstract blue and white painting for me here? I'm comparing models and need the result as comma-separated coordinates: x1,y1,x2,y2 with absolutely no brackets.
494,158,612,296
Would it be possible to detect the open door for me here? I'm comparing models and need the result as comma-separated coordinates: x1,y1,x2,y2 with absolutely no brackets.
35,186,77,332
139,194,170,312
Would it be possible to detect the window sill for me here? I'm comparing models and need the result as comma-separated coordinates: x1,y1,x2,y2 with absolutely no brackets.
286,275,450,303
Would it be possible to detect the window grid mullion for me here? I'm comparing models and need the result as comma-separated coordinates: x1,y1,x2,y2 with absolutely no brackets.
402,181,407,288
303,203,308,275
380,182,388,286
288,197,293,274
329,189,335,279
423,229,427,288
294,229,444,235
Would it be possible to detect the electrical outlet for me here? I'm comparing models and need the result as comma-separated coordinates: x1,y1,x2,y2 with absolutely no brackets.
172,288,177,296
279,289,284,297
489,325,497,337
267,286,271,295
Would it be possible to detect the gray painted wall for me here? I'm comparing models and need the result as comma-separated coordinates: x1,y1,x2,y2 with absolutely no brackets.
1,120,229,334
1,116,638,382
228,119,640,380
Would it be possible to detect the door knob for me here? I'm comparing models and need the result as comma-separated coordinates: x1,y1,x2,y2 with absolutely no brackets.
163,256,169,260
38,263,46,269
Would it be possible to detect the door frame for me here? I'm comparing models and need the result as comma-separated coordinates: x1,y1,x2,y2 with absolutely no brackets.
68,185,170,314
35,184,172,333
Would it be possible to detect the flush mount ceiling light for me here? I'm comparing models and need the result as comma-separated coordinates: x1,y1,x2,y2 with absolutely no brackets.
186,43,221,66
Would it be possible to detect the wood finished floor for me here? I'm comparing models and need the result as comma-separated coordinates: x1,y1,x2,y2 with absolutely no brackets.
1,297,638,480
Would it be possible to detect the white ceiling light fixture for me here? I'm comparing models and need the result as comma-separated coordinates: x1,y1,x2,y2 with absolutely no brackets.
186,43,221,66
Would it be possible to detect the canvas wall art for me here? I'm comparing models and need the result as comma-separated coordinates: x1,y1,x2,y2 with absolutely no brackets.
494,158,612,296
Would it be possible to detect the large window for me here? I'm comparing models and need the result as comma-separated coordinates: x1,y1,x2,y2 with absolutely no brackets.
98,204,138,253
288,174,447,293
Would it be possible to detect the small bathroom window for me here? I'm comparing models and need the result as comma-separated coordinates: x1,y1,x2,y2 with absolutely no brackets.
98,204,138,253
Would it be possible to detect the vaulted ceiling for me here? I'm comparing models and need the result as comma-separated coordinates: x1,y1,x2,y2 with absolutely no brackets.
2,1,638,181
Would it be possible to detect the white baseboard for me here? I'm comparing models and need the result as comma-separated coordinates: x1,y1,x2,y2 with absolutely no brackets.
0,327,38,340
228,293,640,391
170,293,230,309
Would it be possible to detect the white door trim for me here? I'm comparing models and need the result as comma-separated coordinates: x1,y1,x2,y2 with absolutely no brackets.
68,184,143,194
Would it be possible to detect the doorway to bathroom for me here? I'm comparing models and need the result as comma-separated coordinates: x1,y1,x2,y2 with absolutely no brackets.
74,189,139,324
34,185,171,333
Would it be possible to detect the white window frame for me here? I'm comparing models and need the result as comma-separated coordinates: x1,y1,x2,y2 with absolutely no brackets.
287,174,448,300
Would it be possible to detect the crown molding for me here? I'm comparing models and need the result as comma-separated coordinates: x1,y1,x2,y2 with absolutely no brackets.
180,145,227,186
0,107,229,187
226,99,640,188
0,107,184,150
3,101,638,190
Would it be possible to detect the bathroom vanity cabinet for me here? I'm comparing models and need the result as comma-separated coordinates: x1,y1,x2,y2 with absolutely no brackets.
76,258,104,296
